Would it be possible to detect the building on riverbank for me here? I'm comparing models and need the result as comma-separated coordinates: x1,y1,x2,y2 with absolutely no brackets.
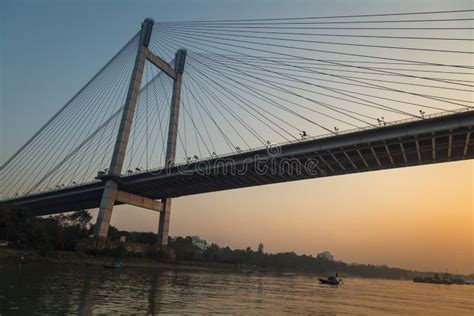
191,236,210,250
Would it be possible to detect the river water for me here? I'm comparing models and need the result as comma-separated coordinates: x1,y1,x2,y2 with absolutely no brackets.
0,263,472,315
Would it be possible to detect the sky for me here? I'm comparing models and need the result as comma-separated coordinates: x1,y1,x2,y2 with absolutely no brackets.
1,0,473,274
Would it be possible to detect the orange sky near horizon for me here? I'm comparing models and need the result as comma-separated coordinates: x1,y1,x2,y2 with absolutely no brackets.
96,159,473,274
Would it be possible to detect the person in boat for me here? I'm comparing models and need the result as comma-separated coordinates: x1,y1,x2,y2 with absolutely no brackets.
319,273,343,285
327,273,338,282
329,273,343,284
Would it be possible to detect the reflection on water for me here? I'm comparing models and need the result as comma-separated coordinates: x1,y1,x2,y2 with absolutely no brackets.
0,263,473,314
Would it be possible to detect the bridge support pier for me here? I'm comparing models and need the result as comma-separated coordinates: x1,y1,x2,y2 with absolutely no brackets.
94,180,118,238
156,49,187,246
93,18,187,243
157,198,172,245
93,18,153,239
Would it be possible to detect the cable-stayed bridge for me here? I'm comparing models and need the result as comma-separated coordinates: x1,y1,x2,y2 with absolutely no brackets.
1,10,473,245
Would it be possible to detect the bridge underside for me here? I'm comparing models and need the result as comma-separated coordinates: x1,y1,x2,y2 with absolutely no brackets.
2,110,473,216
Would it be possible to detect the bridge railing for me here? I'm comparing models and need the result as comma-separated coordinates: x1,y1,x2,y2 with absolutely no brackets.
0,179,102,202
117,108,472,176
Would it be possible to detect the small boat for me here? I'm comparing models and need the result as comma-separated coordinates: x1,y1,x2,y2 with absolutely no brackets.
319,273,342,285
318,278,341,285
319,274,343,285
413,273,453,285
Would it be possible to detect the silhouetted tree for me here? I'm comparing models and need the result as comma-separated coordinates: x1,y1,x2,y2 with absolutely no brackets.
0,204,92,251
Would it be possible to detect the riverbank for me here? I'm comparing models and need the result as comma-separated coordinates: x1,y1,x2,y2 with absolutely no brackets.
0,248,385,278
0,248,263,273
2,248,473,284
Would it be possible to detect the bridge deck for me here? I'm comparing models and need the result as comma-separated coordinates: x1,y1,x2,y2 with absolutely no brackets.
2,110,473,215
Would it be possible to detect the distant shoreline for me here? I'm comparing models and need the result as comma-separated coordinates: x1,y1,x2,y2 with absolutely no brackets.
3,207,472,280
0,248,266,272
1,248,472,282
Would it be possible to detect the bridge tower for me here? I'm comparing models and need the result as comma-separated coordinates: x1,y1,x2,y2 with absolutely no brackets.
158,49,186,245
94,18,186,246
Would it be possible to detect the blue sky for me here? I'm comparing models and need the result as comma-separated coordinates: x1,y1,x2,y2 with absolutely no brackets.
1,0,472,162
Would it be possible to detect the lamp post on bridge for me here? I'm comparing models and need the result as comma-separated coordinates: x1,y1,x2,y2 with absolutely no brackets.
93,18,186,247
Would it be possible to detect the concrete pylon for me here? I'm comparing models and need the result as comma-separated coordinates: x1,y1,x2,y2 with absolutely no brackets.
157,49,187,246
94,18,154,239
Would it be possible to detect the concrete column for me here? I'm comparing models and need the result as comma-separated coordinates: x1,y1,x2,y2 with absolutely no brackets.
94,180,118,238
108,20,153,177
94,18,154,239
157,49,187,246
157,198,172,245
164,50,186,163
